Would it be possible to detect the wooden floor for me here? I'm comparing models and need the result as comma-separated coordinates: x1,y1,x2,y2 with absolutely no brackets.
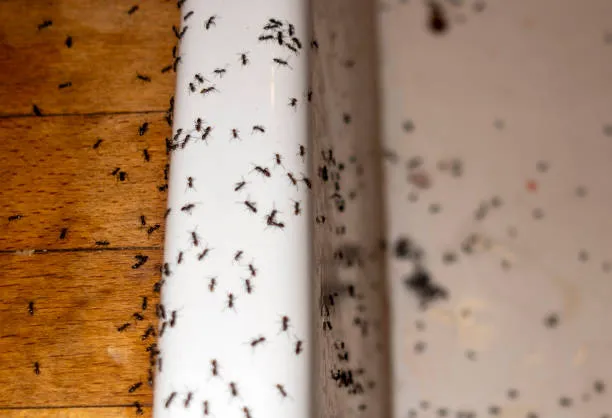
0,1,178,416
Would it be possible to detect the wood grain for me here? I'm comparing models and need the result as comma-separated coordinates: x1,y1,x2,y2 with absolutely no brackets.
0,250,162,407
0,113,169,251
0,0,178,115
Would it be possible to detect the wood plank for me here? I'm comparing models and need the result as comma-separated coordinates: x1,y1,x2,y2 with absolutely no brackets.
0,0,178,115
2,406,151,418
0,250,162,407
0,113,169,251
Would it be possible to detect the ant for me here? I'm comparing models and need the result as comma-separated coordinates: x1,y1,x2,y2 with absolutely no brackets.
287,172,298,188
266,208,279,225
289,97,298,108
234,179,247,191
274,153,283,166
280,315,290,332
95,240,110,246
208,277,217,292
33,362,40,375
292,200,301,215
298,144,306,158
133,312,144,321
252,125,265,134
231,128,240,140
142,325,155,341
32,104,43,116
248,263,257,277
242,406,252,418
137,74,151,82
184,10,194,20
211,359,219,377
249,336,266,347
128,382,142,393
143,149,150,161
165,392,177,408
288,23,295,36
295,340,303,355
286,44,298,54
201,86,217,95
147,224,160,235
38,20,52,30
234,250,244,262
203,400,210,415
258,34,274,42
138,122,149,136
227,293,236,310
140,215,146,226
141,296,148,311
187,176,195,190
181,203,196,214
195,118,202,131
92,138,103,149
117,323,131,332
201,126,212,142
147,369,154,387
157,303,166,320
276,384,288,398
244,279,253,294
253,165,271,177
194,73,205,83
177,251,183,264
158,357,163,372
243,200,257,213
191,230,199,246
184,392,193,408
229,382,239,398
162,64,172,73
197,246,212,260
165,208,171,218
292,37,302,49
270,221,285,229
302,176,312,189
170,310,177,327
273,57,291,68
213,68,227,77
131,254,148,269
277,31,284,45
239,52,249,66
59,227,68,240
134,401,144,415
28,301,34,315
205,15,217,30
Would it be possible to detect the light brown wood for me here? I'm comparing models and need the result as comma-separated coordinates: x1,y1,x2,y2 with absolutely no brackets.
0,0,177,115
0,113,169,251
2,406,151,418
0,250,161,407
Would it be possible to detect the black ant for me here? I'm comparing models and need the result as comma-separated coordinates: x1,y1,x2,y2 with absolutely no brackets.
173,56,182,71
250,336,266,347
227,293,236,310
234,250,244,262
239,52,249,66
289,97,298,108
165,392,177,408
252,125,265,133
277,31,284,45
165,208,171,218
34,362,40,375
133,312,144,321
170,310,177,327
213,68,226,77
140,215,146,226
244,279,253,294
201,126,212,142
292,37,302,49
292,200,301,215
295,340,303,355
159,322,167,337
59,227,68,240
259,34,274,42
302,176,312,189
177,251,184,264
138,122,149,136
38,20,52,30
181,203,196,214
298,144,306,158
203,400,210,415
311,39,319,49
197,246,212,260
95,240,110,246
231,128,240,140
195,118,202,131
286,44,298,54
205,15,217,30
158,357,163,372
274,153,282,166
143,149,150,161
253,165,271,177
234,179,247,191
172,25,180,38
229,382,239,397
288,23,295,36
191,230,199,246
133,401,144,415
65,36,73,48
92,138,103,149
184,10,194,20
287,172,298,187
117,323,131,332
147,368,154,387
211,359,219,377
201,86,217,95
248,263,257,277
184,392,193,408
32,104,42,116
157,303,167,319
162,64,172,73
28,301,34,315
128,382,142,393
276,384,288,398
242,406,252,418
141,296,148,311
280,315,290,332
243,200,257,213
208,277,217,292
147,224,160,235
270,221,285,229
118,171,128,181
187,176,195,189
273,57,291,68
142,325,155,340
266,209,279,226
137,74,151,82
132,254,148,269
194,73,204,83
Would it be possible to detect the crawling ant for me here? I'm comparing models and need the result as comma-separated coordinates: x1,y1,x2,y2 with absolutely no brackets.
201,126,212,142
170,310,177,327
210,359,219,377
152,280,165,293
244,279,253,294
292,37,302,49
147,224,160,235
197,246,211,260
33,362,40,375
38,20,52,30
273,57,291,68
288,23,295,36
177,251,184,264
298,144,306,158
307,90,313,102
184,10,194,20
295,340,303,355
266,208,279,225
203,400,210,415
243,200,257,213
234,250,244,262
159,322,167,337
234,179,247,191
252,125,265,134
131,254,148,269
140,215,146,226
147,368,154,387
133,401,144,415
142,325,155,341
127,5,139,14
195,118,202,131
276,384,288,398
205,15,217,30
277,31,284,45
189,82,196,92
165,392,177,408
92,138,103,149
95,240,110,246
28,301,34,315
32,104,42,116
173,56,182,71
289,97,298,108
248,263,257,277
194,74,205,84
181,203,196,214
280,315,290,332
208,277,217,292
164,208,171,218
286,44,298,54
117,323,131,332
59,227,68,240
187,176,195,189
142,148,150,162
239,52,249,66
253,165,271,177
201,86,217,95
287,172,298,187
274,153,283,166
227,293,236,310
242,406,252,418
118,171,128,181
229,382,239,397
8,214,23,222
231,128,240,140
156,303,166,319
138,122,149,136
158,357,163,372
141,296,148,311
161,64,172,73
177,0,186,7
270,221,285,229
184,392,193,408
250,336,266,347
133,312,144,321
311,39,319,49
213,68,226,77
259,34,274,42
302,176,312,189
128,382,142,393
65,36,73,48
137,74,151,82
292,200,301,215
191,230,199,246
